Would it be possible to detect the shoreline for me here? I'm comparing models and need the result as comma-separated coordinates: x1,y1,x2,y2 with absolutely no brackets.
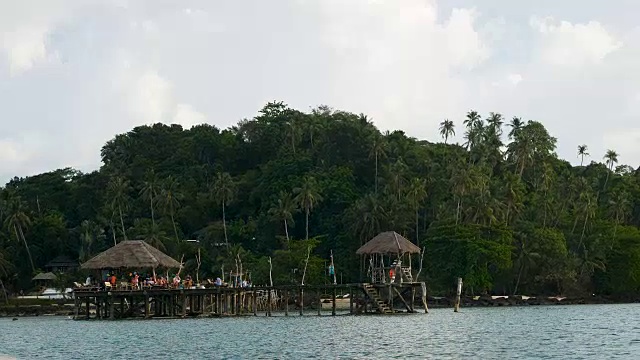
2,295,638,318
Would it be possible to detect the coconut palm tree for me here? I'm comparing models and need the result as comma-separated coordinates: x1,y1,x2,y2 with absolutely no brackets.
107,176,130,241
139,170,159,226
3,195,35,273
349,193,386,246
406,178,428,246
294,176,323,241
486,112,504,136
439,119,455,144
577,145,589,166
507,117,523,140
158,176,182,242
603,149,619,190
463,110,482,129
268,191,297,245
78,220,105,262
369,135,388,194
211,172,235,248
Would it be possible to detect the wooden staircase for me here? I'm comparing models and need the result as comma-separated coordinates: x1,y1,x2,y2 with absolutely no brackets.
362,284,393,314
401,267,413,282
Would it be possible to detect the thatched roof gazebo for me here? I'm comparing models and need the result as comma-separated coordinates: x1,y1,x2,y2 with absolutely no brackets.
81,240,181,270
32,272,58,281
356,231,421,255
357,231,421,284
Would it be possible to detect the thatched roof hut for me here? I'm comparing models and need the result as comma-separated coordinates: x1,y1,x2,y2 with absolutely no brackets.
81,240,182,270
32,272,57,281
356,231,421,255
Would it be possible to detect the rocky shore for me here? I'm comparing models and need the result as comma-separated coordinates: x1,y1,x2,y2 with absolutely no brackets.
0,303,75,318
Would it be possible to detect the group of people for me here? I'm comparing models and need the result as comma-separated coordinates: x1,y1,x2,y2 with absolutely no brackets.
87,271,254,291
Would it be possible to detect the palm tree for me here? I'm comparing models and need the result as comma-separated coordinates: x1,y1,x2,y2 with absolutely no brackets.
268,191,297,245
577,145,589,166
286,118,302,154
3,195,35,272
144,222,169,252
158,176,182,242
107,176,130,241
439,119,455,144
349,193,386,246
603,149,619,190
369,135,388,194
140,170,159,226
486,112,504,136
463,110,481,129
608,191,631,238
294,176,323,241
406,178,427,246
507,117,523,140
212,172,236,248
78,220,105,262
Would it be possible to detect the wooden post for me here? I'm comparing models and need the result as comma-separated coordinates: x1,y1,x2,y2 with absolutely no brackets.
144,292,150,319
182,292,187,317
252,289,257,316
317,289,321,316
454,277,462,313
74,294,79,320
267,289,272,317
109,295,115,320
284,290,289,316
410,286,416,313
332,287,337,316
299,288,304,316
349,287,354,315
86,298,90,319
421,282,429,313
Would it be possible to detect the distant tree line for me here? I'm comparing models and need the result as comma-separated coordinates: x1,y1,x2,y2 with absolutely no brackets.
1,102,640,297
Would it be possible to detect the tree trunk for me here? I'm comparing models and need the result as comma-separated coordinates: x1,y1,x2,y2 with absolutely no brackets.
415,209,419,247
305,207,310,241
110,221,117,245
578,212,589,251
118,204,127,240
171,211,179,241
16,225,35,273
0,279,8,305
284,218,290,245
150,196,155,227
513,259,524,296
374,152,378,195
222,199,229,249
603,171,611,191
456,198,461,224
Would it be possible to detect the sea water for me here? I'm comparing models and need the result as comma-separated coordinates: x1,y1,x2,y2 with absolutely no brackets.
1,304,639,359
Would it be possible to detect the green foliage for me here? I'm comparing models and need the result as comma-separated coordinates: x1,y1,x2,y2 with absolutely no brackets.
1,102,640,298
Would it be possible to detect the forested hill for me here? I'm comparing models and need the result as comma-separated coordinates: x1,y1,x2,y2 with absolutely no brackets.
2,102,640,297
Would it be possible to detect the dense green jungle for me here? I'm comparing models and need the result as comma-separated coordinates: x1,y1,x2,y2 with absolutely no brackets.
1,102,639,298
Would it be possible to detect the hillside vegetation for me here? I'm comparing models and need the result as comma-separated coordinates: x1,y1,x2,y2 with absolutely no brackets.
1,102,640,297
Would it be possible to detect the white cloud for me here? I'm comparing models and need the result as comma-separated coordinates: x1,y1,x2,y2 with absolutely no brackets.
530,16,623,66
602,129,640,161
508,73,523,86
1,25,50,75
0,139,26,163
174,103,206,128
125,69,206,128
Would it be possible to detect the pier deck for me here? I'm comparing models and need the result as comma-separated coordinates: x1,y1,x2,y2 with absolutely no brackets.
72,282,428,320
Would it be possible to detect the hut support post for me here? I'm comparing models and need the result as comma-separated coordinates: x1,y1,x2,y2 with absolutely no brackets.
410,285,416,312
109,295,115,320
252,289,257,316
267,289,272,317
317,289,321,316
144,292,150,318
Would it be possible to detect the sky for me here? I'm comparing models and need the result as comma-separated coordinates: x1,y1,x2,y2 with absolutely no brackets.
1,0,639,183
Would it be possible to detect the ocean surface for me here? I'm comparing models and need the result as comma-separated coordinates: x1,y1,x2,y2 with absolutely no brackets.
1,304,639,359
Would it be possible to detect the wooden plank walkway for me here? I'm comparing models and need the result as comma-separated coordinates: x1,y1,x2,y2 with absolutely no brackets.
72,282,428,320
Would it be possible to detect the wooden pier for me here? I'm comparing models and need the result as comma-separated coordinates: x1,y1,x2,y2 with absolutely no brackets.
72,282,428,320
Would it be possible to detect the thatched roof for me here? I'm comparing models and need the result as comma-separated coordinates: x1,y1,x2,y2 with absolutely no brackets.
32,272,57,281
46,255,78,268
81,240,182,270
356,231,421,255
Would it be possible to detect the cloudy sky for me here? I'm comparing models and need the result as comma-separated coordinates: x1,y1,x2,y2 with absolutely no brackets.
1,0,639,183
